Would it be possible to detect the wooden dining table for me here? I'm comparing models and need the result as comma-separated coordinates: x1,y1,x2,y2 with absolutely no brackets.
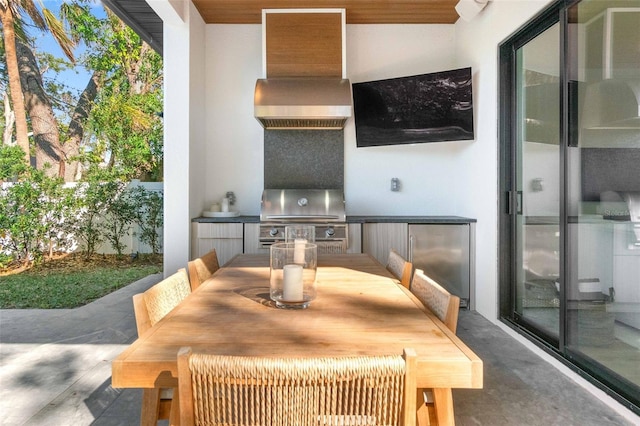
112,253,483,425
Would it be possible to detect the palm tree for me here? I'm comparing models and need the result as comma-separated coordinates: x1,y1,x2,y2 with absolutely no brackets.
1,0,30,165
0,0,75,170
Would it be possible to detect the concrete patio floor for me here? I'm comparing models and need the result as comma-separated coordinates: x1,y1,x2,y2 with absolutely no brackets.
0,273,638,425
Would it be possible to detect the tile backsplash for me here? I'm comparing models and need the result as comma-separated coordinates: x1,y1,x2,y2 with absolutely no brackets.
264,130,344,189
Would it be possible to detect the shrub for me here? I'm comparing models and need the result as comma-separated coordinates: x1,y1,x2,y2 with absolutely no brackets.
103,184,137,256
130,185,163,255
70,175,121,259
0,169,71,265
0,145,29,182
0,169,163,263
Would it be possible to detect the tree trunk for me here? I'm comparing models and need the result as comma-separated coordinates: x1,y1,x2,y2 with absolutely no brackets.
1,6,31,166
63,71,103,182
16,38,64,178
2,92,16,146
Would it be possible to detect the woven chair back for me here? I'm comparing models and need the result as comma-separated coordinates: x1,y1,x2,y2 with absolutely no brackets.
178,348,417,426
188,249,220,290
410,269,460,333
143,268,191,326
386,249,413,289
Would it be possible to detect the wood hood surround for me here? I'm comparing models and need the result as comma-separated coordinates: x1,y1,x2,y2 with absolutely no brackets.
264,10,343,78
254,9,352,130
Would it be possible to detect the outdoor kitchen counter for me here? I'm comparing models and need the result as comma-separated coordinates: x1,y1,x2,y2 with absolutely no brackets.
191,215,477,223
346,216,476,224
192,215,260,223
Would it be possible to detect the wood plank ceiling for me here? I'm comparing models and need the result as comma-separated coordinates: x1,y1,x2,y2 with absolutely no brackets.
191,0,461,24
101,0,463,55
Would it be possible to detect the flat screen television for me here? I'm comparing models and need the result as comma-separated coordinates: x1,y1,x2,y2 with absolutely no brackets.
352,67,474,147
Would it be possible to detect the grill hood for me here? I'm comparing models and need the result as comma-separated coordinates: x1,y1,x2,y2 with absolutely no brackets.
260,189,346,222
582,79,640,129
254,78,352,130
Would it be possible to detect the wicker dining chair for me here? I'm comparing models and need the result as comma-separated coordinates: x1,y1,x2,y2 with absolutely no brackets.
410,269,460,333
132,268,191,426
177,347,418,426
387,248,413,289
410,269,460,426
187,248,220,290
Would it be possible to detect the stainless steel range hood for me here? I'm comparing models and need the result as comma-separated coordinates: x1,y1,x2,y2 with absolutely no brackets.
254,78,352,130
582,79,640,129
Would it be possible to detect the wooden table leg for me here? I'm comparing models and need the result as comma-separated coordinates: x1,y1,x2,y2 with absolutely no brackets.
140,388,161,426
432,388,455,426
169,388,181,426
416,388,431,426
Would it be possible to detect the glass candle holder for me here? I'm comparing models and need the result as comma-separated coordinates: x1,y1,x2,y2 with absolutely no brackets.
270,242,317,309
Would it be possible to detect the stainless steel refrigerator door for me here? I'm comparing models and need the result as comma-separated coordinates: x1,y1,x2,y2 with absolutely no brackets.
408,224,470,307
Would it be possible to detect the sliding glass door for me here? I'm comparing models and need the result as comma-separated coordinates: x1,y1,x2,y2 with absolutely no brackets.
513,22,562,342
500,0,640,413
565,0,640,401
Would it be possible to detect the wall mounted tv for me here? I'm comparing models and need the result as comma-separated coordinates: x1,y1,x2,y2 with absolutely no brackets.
352,67,474,147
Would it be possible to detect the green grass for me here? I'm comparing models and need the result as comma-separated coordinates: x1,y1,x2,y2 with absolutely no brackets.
0,262,162,309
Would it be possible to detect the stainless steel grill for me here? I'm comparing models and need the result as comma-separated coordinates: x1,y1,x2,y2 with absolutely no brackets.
259,189,348,253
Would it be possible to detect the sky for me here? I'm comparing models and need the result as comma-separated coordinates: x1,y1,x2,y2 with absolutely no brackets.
33,1,107,94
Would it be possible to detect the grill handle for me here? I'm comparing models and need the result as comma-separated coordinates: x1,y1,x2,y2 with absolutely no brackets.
263,215,342,221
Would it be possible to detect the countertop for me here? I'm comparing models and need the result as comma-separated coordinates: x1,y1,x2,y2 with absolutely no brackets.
192,215,476,224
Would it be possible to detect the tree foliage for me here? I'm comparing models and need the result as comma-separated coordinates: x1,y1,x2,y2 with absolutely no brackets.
0,167,72,264
60,2,164,182
1,0,163,182
0,144,28,181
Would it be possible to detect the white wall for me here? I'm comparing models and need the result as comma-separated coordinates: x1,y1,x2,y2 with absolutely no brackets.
154,0,206,275
203,24,468,215
205,25,264,215
344,25,468,216
454,0,555,319
188,4,207,232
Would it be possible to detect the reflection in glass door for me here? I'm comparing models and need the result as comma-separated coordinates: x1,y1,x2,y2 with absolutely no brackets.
565,1,640,395
514,23,561,341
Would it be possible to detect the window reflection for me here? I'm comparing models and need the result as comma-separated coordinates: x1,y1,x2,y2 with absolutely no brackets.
567,2,640,390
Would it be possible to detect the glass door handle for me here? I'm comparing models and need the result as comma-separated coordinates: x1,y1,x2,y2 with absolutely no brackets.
507,191,523,215
516,191,523,215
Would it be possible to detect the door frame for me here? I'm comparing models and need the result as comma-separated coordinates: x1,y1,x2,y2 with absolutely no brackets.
498,0,565,349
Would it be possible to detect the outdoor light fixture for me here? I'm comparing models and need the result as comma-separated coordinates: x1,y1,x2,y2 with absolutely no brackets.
455,0,490,22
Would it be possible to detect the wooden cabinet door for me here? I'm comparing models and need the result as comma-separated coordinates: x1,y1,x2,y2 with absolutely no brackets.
192,223,243,266
347,223,362,254
362,223,408,265
243,223,269,255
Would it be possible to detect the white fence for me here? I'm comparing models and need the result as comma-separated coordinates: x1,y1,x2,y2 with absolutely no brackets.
96,180,164,255
1,180,164,257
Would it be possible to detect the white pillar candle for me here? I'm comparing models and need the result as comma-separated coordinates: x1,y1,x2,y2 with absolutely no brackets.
293,238,306,264
221,197,230,212
282,264,304,301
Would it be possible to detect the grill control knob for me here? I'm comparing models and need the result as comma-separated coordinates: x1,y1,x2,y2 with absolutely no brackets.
298,197,308,207
269,227,279,237
325,227,335,237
